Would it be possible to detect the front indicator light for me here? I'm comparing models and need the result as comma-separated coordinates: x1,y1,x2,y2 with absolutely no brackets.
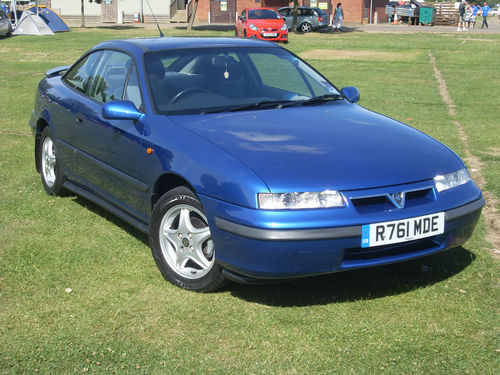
258,190,345,210
434,168,471,192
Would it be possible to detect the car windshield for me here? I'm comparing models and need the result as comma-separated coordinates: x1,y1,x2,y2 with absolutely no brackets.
144,46,341,115
248,9,281,19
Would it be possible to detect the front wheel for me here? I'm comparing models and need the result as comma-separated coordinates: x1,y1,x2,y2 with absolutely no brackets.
299,22,312,33
150,187,226,292
39,127,65,195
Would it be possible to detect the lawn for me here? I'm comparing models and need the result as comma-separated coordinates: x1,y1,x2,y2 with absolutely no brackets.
0,27,499,374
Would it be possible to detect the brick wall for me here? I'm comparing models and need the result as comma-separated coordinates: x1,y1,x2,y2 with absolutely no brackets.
194,0,369,23
341,0,364,23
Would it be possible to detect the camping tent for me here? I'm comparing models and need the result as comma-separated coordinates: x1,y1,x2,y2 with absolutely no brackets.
13,5,69,35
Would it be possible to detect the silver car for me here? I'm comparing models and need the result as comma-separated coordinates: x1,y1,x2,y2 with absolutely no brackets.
0,9,12,37
278,6,329,33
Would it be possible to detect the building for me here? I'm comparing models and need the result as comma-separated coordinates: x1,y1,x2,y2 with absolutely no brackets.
196,0,389,24
50,0,170,24
49,0,388,25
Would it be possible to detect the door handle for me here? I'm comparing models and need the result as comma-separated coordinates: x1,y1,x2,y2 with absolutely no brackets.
75,114,83,123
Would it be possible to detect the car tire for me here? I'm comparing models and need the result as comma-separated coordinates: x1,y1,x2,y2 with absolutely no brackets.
150,186,226,292
299,22,312,33
243,29,247,38
39,127,66,196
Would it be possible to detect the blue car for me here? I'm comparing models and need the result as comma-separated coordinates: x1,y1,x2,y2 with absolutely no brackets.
30,37,484,292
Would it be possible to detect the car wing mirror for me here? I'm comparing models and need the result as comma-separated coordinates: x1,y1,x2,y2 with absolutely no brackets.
102,100,144,122
341,86,360,103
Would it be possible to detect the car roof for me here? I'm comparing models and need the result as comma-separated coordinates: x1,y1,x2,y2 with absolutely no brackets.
91,37,278,54
246,7,278,11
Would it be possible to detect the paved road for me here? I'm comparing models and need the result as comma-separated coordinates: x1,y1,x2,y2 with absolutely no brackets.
352,17,500,34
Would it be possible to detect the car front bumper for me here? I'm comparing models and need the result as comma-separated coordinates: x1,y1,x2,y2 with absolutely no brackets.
246,28,288,42
200,182,484,281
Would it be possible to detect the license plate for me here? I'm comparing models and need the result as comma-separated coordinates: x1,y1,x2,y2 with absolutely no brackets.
263,33,277,37
361,212,445,248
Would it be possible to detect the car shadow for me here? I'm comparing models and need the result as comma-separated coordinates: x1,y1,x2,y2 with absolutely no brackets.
70,195,474,307
316,25,359,33
73,195,149,244
228,247,475,306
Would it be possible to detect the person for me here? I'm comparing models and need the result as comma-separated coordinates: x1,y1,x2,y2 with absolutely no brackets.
458,1,468,31
470,3,479,28
464,2,472,29
334,3,343,32
480,1,490,28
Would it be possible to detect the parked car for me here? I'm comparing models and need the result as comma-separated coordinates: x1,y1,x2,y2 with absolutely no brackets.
235,7,288,42
278,6,329,33
0,9,12,37
31,37,484,292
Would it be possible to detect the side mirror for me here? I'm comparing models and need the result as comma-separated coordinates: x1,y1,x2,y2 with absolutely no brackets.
102,100,144,122
239,16,246,22
341,86,360,103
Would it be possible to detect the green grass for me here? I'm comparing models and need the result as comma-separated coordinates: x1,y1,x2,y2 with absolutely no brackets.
0,27,499,374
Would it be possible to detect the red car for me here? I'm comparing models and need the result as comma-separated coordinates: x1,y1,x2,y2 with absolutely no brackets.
235,8,288,43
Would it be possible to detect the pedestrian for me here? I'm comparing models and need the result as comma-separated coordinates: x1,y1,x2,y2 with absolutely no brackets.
470,3,479,28
458,1,468,31
334,3,343,32
464,2,473,29
480,1,490,28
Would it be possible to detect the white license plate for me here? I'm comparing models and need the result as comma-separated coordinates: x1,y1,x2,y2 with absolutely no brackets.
263,33,277,37
361,212,445,248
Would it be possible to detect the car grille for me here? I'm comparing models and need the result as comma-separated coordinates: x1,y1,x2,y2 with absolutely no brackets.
343,238,439,262
349,187,433,214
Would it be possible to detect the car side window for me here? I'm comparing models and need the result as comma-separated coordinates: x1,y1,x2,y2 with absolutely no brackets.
63,51,103,94
278,9,289,17
124,64,143,111
87,51,132,103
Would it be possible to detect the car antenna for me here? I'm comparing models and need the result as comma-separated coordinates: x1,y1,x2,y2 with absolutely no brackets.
144,0,165,37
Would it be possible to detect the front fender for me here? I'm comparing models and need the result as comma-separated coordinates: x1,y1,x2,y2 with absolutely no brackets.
142,115,270,209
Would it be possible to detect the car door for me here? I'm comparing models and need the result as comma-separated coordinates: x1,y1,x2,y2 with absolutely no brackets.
279,8,293,29
236,9,247,35
68,50,148,220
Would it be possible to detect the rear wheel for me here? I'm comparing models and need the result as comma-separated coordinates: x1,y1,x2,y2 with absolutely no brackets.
299,22,312,33
39,127,65,195
150,187,226,292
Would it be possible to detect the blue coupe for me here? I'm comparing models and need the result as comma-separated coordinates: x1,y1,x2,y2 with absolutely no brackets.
30,37,484,291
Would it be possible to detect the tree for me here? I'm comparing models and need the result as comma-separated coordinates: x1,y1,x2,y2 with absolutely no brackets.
81,0,102,28
291,0,299,32
187,0,199,30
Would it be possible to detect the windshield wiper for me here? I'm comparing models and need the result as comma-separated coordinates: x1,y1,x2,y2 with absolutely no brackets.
201,100,292,114
201,95,342,114
298,94,344,106
229,100,297,112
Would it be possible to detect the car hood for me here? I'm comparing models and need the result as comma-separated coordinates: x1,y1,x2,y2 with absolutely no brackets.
249,19,284,27
169,102,463,192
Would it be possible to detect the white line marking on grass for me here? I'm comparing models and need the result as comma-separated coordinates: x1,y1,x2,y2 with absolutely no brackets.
428,50,500,259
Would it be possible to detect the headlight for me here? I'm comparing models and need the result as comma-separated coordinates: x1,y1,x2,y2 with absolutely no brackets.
258,190,345,210
249,23,259,31
281,23,288,31
434,168,470,192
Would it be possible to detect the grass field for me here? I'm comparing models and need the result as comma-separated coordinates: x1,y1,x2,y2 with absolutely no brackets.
0,27,499,374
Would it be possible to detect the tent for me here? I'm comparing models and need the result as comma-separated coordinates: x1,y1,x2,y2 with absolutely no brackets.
13,5,69,35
